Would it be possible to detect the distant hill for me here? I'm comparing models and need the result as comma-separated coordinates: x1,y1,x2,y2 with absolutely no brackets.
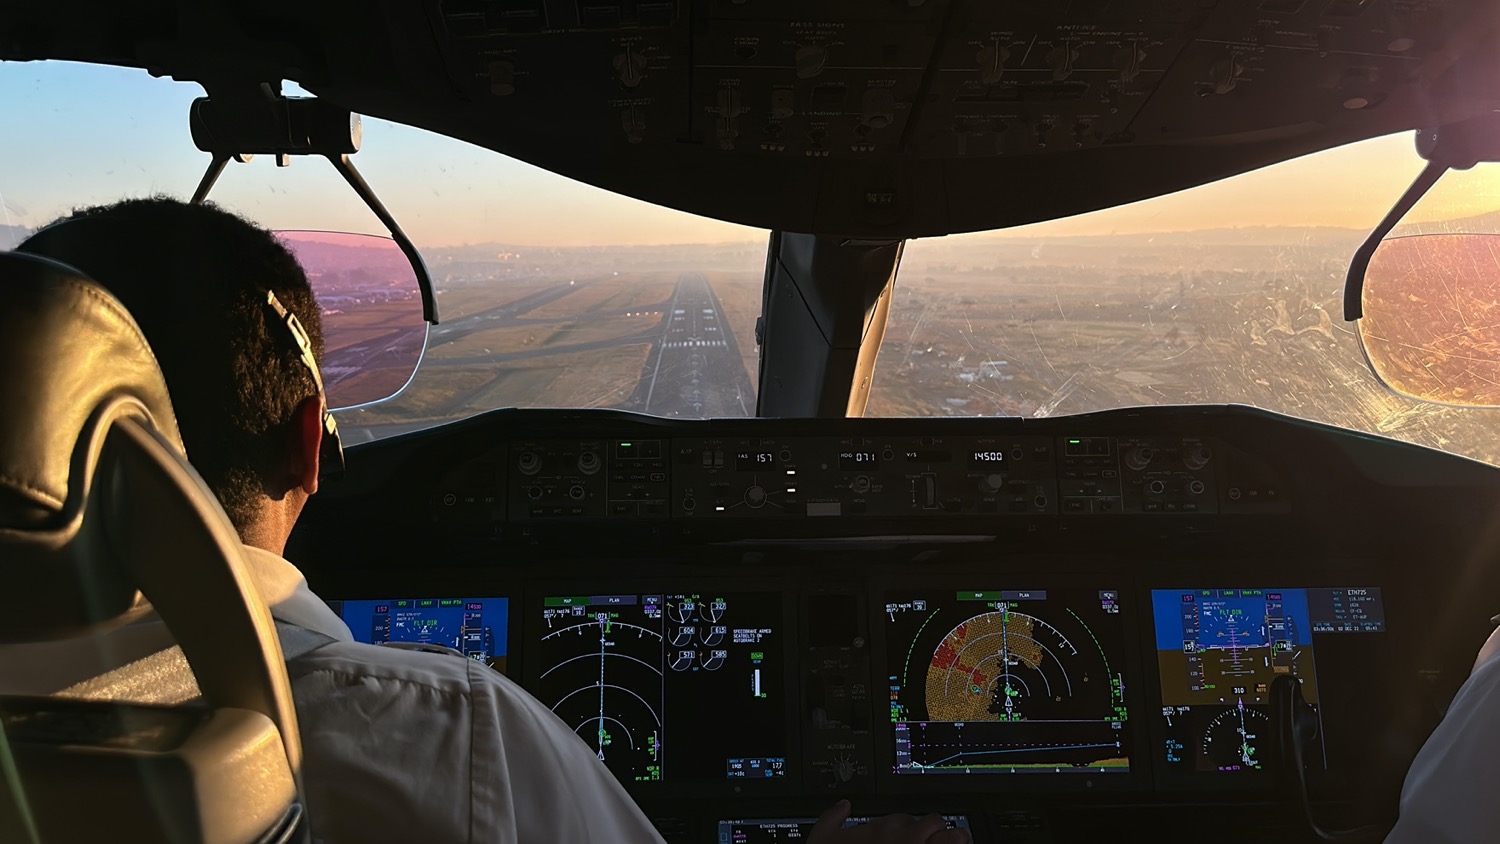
1392,209,1500,237
974,225,1368,249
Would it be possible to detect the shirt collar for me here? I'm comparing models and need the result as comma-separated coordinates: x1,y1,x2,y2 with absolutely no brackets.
239,544,354,643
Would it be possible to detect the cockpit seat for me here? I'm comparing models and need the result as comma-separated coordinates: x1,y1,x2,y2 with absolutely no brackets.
0,251,308,844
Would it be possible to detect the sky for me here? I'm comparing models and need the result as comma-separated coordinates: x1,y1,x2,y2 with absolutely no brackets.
2,60,1497,248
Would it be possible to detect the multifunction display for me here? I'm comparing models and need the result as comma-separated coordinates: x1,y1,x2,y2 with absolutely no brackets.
884,589,1131,775
1151,587,1387,774
330,597,508,673
533,591,786,785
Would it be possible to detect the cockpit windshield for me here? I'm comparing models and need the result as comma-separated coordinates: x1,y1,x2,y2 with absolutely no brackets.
5,60,1499,463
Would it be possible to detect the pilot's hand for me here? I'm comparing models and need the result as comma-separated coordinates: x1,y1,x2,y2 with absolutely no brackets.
807,800,971,844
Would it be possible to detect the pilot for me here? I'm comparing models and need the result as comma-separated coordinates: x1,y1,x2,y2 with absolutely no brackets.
9,196,968,844
1383,624,1500,842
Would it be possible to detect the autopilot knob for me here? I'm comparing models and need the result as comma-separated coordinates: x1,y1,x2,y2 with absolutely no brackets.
578,451,601,475
1183,443,1214,471
981,474,1005,493
517,451,542,475
1125,447,1155,471
746,485,767,508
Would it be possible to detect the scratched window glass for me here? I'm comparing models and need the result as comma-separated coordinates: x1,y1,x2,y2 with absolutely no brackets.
869,136,1500,468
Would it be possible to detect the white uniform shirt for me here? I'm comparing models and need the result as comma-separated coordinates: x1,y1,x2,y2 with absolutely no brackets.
0,546,668,844
1385,625,1500,843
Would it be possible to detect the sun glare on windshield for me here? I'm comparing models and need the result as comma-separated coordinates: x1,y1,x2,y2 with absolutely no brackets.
6,61,1500,465
872,153,1500,467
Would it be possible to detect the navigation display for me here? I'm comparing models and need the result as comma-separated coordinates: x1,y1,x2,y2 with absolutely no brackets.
532,591,785,785
330,597,509,674
1151,587,1386,774
884,589,1130,775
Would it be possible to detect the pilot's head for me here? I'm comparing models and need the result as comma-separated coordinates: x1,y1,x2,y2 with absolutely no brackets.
17,196,327,545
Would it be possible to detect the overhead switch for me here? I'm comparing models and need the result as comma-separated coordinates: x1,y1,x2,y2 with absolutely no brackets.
1046,42,1079,81
861,89,896,130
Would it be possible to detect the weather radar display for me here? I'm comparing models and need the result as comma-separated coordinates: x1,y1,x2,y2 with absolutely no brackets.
1152,588,1386,774
533,590,786,786
884,589,1130,775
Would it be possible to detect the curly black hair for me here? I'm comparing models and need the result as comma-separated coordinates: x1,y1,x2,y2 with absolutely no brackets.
19,196,325,532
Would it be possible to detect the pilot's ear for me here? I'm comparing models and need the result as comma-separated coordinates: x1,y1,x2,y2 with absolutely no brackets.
289,395,323,497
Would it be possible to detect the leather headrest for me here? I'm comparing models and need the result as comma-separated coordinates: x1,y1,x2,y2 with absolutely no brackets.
0,251,182,528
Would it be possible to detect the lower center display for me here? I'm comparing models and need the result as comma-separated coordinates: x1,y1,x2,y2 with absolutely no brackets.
883,588,1131,775
532,590,786,785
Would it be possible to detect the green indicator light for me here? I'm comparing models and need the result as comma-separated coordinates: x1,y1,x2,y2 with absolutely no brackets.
620,442,633,448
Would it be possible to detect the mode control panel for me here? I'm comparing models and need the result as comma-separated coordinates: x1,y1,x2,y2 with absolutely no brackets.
504,438,674,520
1058,436,1220,515
436,430,1289,524
670,436,1058,519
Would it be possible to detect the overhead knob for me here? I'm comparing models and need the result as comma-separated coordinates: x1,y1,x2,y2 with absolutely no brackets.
614,46,647,88
796,44,829,79
977,42,1009,85
1209,54,1243,95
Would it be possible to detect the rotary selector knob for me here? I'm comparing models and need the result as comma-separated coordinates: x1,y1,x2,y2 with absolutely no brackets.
1183,443,1214,471
518,451,542,475
578,451,601,475
982,474,1005,492
1125,448,1155,471
851,476,872,494
746,485,767,508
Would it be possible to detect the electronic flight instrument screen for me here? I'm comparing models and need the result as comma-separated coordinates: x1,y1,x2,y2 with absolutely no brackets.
883,589,1131,775
329,597,509,674
532,591,786,785
718,816,972,841
1151,588,1387,774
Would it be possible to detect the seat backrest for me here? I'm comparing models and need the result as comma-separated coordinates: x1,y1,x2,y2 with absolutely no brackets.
0,251,308,844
